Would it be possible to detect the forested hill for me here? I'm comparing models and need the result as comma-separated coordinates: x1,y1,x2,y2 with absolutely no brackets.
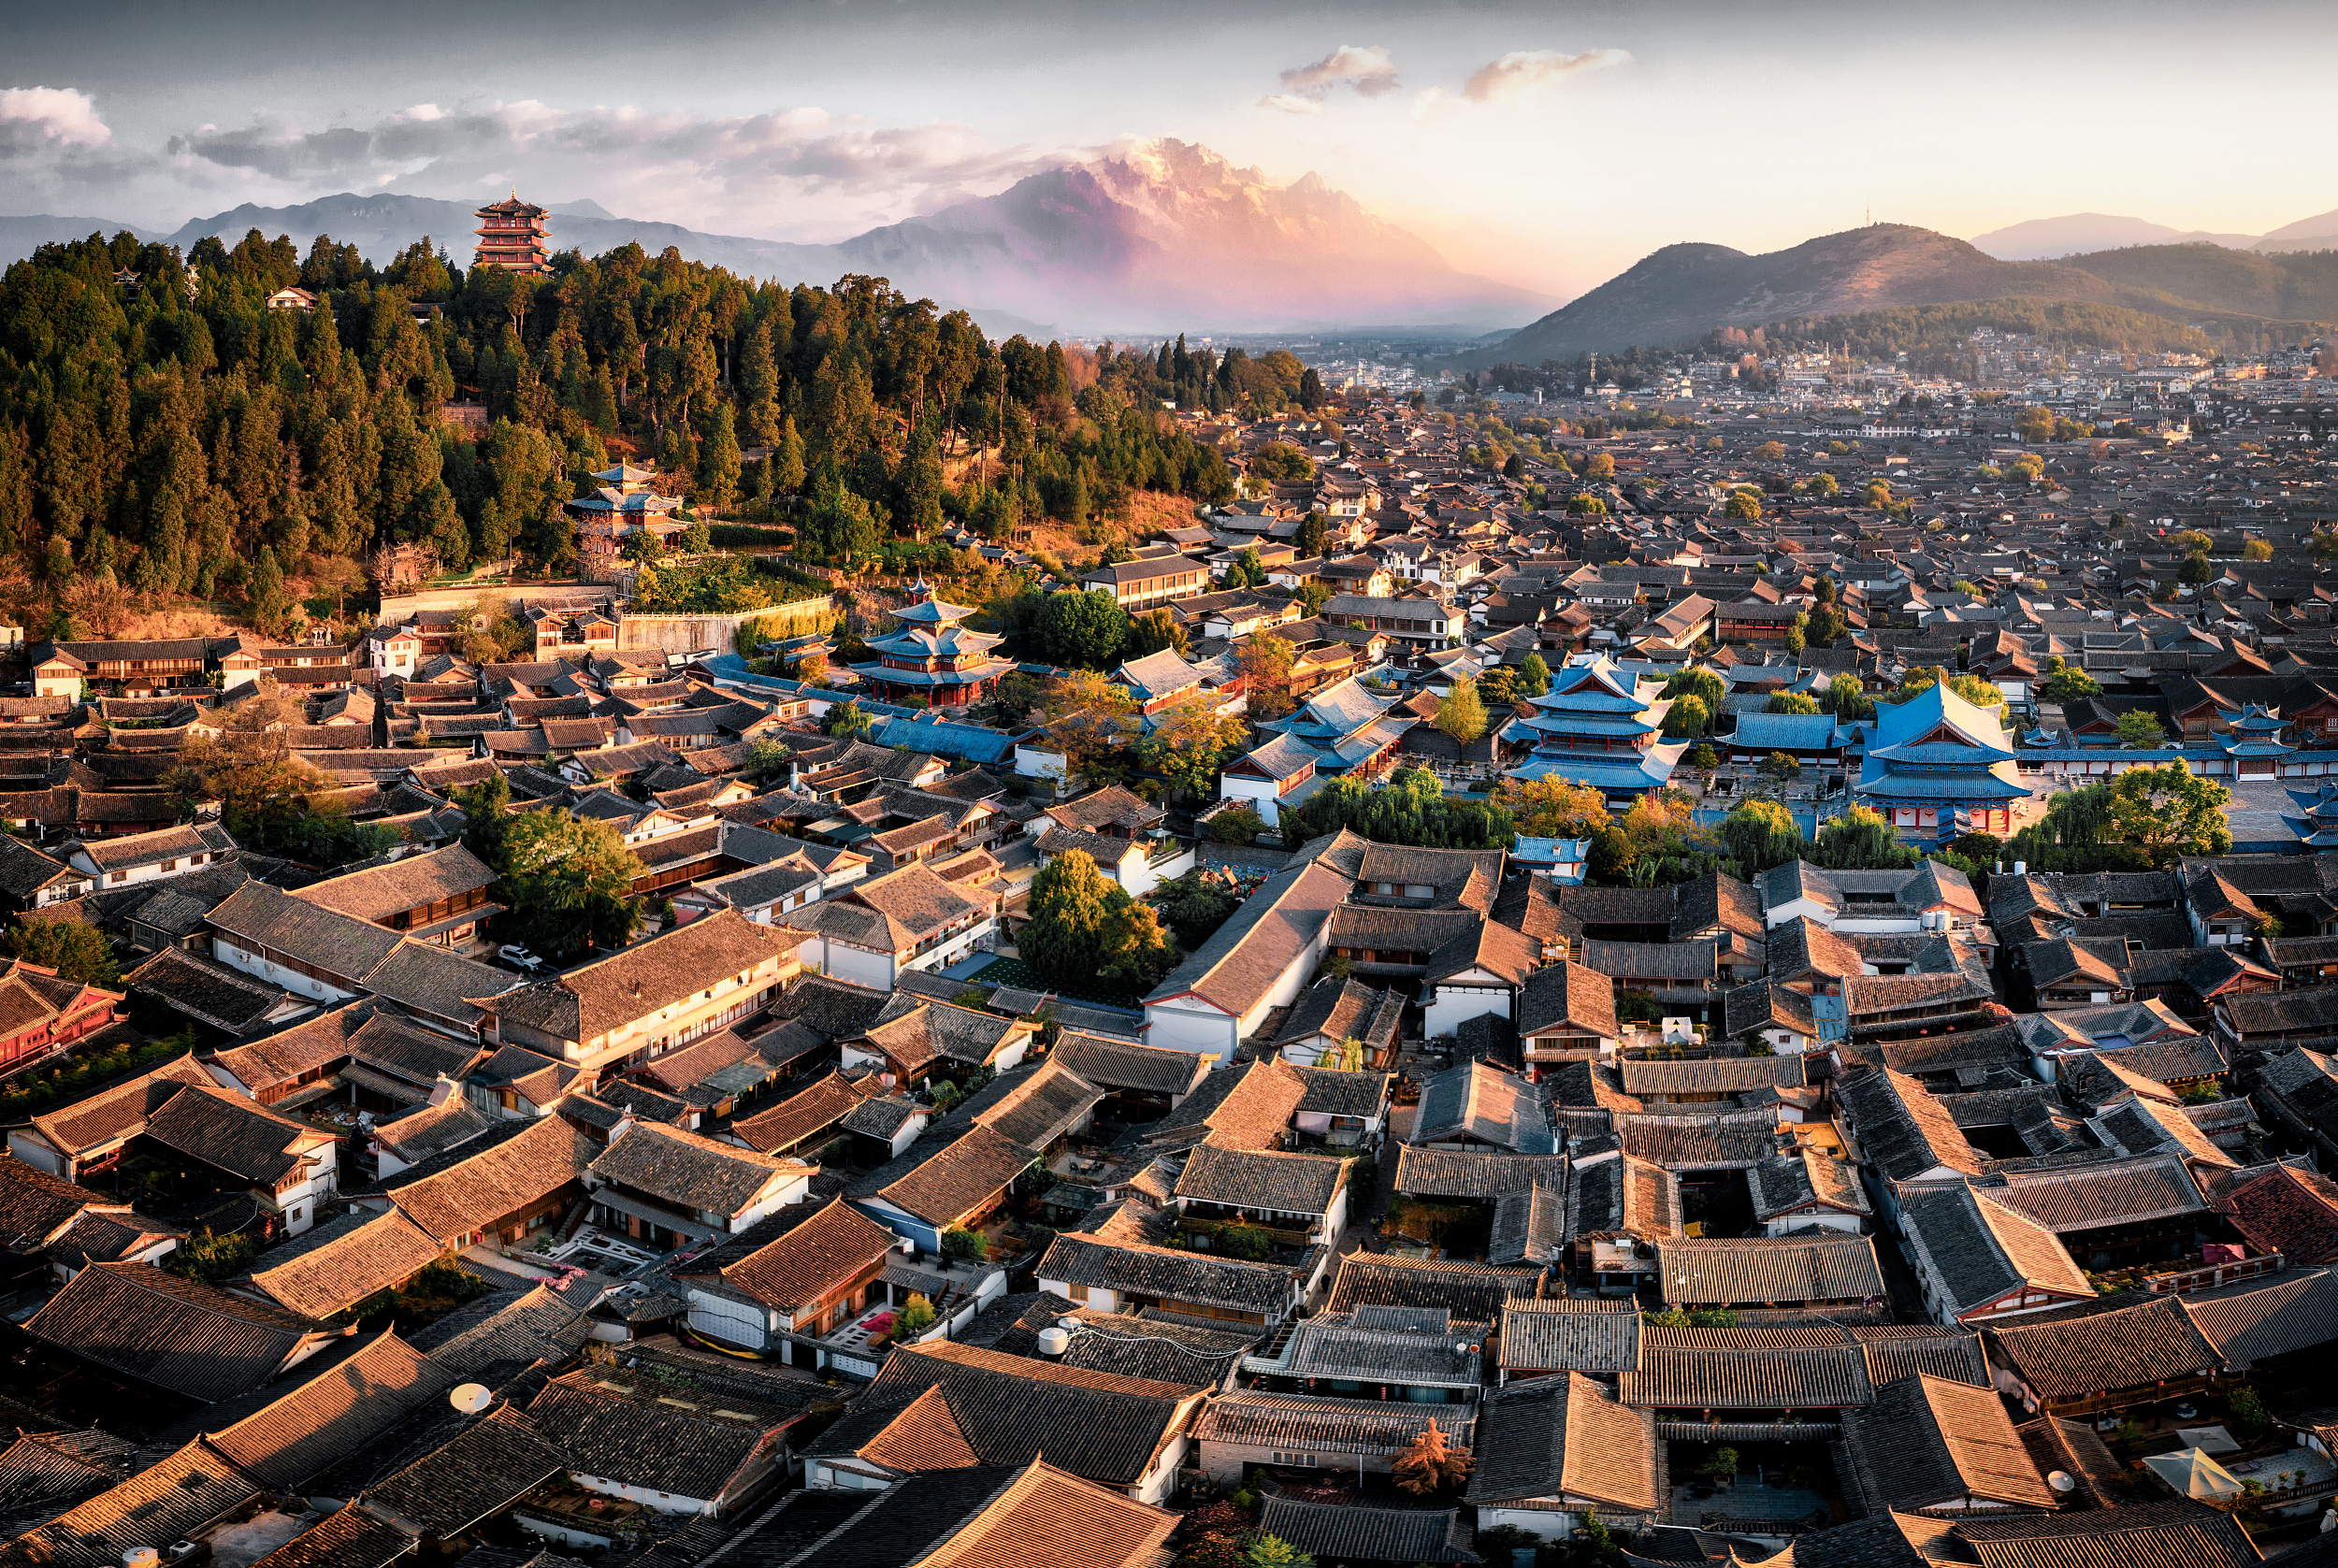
0,226,1281,638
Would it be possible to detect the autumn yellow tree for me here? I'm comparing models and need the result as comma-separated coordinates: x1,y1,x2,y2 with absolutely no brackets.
1495,776,1609,839
1393,1418,1475,1496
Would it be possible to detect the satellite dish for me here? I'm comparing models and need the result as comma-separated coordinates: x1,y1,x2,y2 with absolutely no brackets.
450,1383,492,1415
2048,1471,2076,1493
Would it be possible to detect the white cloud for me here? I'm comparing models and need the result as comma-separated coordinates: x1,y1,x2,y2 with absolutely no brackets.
1277,44,1400,102
0,86,111,151
140,99,1056,240
1461,49,1630,106
1257,94,1323,116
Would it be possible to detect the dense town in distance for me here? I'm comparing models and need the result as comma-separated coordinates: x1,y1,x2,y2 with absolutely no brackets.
8,192,2338,1568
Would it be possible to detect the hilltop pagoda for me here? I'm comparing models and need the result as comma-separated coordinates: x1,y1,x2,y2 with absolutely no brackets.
848,581,1014,707
472,191,551,276
566,462,685,566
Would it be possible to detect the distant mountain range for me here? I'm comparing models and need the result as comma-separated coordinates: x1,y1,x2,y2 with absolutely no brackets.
1472,223,2338,364
1971,209,2338,259
0,141,1550,338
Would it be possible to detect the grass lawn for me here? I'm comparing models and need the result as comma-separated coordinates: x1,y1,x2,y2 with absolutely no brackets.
963,955,1145,1011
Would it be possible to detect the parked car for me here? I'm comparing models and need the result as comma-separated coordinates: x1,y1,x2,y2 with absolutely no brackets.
499,943,548,973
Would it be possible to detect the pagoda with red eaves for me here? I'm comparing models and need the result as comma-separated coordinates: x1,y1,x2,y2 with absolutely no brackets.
848,580,1014,707
472,191,551,277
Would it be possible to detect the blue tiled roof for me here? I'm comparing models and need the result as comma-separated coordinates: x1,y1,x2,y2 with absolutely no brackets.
1853,763,2028,802
1510,754,1679,791
870,716,1022,764
1732,712,1840,749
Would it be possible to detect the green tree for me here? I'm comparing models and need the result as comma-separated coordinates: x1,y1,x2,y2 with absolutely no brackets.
1297,511,1329,560
1516,653,1551,698
2106,762,2230,864
1036,591,1130,669
1812,805,1915,870
1137,701,1248,802
2115,710,2167,748
2041,656,2100,703
896,1293,937,1335
696,402,742,506
2016,405,2055,442
1241,1538,1314,1568
1725,487,1762,521
1207,805,1270,844
1761,752,1801,782
1805,603,1845,645
1582,453,1615,482
2180,553,2212,586
1662,694,1710,738
1766,691,1821,715
1826,676,1874,721
1038,670,1137,781
452,771,514,874
1436,680,1489,745
1154,871,1241,947
1686,741,1720,770
1660,669,1723,712
1020,849,1172,988
169,1229,257,1286
771,414,807,496
1125,607,1190,660
498,811,645,957
823,701,876,742
1285,767,1512,852
1234,634,1299,720
243,545,296,640
7,919,119,988
1720,798,1801,874
1587,821,1636,881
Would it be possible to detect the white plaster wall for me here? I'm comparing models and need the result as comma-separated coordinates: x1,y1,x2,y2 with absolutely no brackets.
1424,983,1511,1040
1143,997,1239,1059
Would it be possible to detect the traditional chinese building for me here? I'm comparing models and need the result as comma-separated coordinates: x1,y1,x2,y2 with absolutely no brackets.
848,581,1013,707
1220,678,1411,825
472,191,551,276
1854,680,2025,842
1500,655,1685,802
565,463,685,566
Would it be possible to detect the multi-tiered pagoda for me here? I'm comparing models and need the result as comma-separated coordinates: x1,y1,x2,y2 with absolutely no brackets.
472,191,551,276
565,462,685,565
1501,654,1686,802
848,581,1014,706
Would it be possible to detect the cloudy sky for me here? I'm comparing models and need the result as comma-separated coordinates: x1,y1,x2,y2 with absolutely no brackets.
7,0,2334,298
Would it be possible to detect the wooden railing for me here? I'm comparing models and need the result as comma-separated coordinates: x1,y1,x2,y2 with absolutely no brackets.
2143,1253,2285,1295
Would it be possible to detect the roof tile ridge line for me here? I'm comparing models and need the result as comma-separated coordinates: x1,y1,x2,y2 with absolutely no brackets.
190,1432,269,1494
94,1260,322,1331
